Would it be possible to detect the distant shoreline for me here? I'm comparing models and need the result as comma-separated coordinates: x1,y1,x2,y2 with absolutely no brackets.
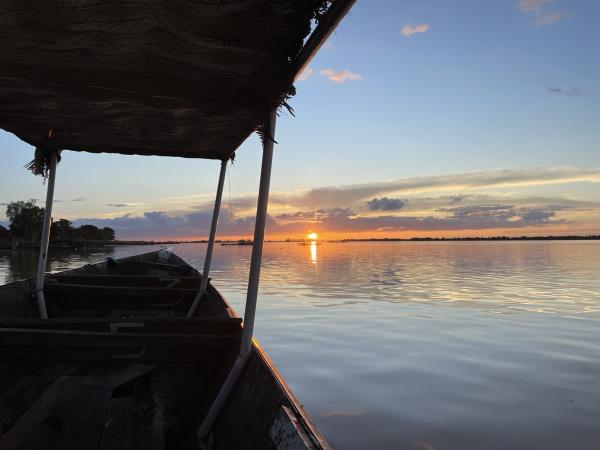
2,235,599,250
334,235,600,242
113,235,600,244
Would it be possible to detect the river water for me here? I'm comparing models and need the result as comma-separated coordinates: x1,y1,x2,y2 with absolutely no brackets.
1,241,599,449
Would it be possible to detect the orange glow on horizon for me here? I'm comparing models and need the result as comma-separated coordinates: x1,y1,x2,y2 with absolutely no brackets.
307,232,319,241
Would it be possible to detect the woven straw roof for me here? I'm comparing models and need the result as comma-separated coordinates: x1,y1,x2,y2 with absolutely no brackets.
0,1,331,160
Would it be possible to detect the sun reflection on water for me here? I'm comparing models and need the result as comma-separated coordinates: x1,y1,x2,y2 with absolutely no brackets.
310,241,317,264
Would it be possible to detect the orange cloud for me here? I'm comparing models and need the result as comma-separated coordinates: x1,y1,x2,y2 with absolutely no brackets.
320,68,363,84
401,23,430,37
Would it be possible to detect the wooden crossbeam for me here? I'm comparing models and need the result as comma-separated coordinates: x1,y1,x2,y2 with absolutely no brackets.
0,326,240,363
0,317,242,334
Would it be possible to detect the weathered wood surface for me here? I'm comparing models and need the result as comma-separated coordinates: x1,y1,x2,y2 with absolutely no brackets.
48,274,201,289
0,317,242,334
0,363,79,436
0,365,163,450
44,283,199,311
0,249,329,449
212,345,330,450
109,261,195,276
0,377,113,450
0,327,239,363
45,283,198,297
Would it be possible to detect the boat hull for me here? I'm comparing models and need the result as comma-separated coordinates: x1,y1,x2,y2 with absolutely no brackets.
0,250,329,450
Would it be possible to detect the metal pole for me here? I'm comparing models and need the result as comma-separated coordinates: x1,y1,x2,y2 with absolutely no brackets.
291,0,357,80
239,108,276,356
187,159,228,318
197,109,277,441
35,150,58,319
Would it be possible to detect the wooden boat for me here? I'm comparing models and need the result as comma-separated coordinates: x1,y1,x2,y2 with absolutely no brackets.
0,0,356,447
0,250,327,449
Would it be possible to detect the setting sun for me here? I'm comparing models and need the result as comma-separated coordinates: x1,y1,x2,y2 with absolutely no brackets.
306,232,319,241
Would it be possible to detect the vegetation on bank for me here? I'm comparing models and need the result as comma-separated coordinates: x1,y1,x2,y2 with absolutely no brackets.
2,200,115,246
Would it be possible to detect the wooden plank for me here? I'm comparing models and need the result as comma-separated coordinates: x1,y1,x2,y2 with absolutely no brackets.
74,364,155,390
109,261,193,276
47,275,201,288
0,377,112,450
0,364,80,436
0,327,239,363
0,317,242,335
98,398,135,450
45,283,200,310
270,406,316,450
45,283,198,297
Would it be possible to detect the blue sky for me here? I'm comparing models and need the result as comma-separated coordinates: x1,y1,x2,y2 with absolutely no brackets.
1,0,599,239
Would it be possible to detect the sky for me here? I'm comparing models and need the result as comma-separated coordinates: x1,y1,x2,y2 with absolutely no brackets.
1,0,599,240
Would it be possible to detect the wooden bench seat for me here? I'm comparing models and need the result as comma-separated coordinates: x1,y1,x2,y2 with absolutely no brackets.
0,317,242,363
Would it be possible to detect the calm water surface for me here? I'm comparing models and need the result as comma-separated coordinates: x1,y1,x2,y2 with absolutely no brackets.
1,241,599,450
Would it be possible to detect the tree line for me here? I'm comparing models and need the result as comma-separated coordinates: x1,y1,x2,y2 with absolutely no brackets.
3,200,115,242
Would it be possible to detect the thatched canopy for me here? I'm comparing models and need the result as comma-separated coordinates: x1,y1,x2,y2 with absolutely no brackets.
0,0,333,160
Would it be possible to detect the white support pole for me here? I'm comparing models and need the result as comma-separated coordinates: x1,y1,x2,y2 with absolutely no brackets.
187,159,228,318
239,108,276,356
35,151,58,319
197,109,277,441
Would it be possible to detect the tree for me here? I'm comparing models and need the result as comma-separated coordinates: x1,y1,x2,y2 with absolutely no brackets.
101,227,116,241
50,219,73,242
73,224,114,241
0,224,10,240
5,200,44,241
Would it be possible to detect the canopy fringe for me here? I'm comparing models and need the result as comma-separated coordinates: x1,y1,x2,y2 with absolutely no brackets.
25,129,61,180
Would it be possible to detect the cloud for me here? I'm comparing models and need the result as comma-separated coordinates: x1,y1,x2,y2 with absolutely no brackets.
289,167,600,209
367,197,406,211
534,12,564,25
107,203,130,208
548,87,583,97
296,67,314,82
401,23,430,37
320,68,363,84
72,197,86,202
517,0,564,26
518,0,552,12
52,167,600,239
438,204,564,226
73,208,265,239
273,204,566,234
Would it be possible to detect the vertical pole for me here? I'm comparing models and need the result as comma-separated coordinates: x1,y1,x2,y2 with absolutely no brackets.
35,151,58,319
187,159,228,318
240,108,276,356
197,109,277,441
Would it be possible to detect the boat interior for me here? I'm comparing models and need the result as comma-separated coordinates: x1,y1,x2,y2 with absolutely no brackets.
0,250,327,449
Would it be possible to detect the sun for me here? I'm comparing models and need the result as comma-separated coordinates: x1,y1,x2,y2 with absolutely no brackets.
306,232,319,241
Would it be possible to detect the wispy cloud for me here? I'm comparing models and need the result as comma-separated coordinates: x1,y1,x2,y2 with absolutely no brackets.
72,197,86,202
401,23,430,37
517,0,564,26
549,87,583,97
107,203,130,208
288,167,600,209
320,68,363,84
518,0,552,12
296,66,314,82
534,12,564,25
